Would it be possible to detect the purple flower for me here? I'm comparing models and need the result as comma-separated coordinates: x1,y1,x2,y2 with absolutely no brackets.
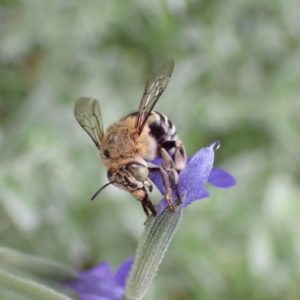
66,257,133,300
149,141,236,213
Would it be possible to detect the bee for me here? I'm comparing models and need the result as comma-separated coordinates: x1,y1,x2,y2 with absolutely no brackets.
74,60,186,217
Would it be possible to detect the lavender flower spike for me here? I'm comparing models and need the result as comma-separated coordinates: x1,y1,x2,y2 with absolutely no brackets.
126,141,228,300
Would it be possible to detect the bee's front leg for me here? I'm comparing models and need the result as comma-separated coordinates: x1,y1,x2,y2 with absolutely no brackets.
148,165,175,211
144,180,153,192
141,190,157,217
132,188,157,217
161,140,187,172
160,148,181,206
173,140,187,172
148,149,181,211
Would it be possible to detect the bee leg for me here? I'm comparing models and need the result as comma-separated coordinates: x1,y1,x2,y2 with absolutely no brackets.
160,148,181,206
142,198,157,225
144,180,153,192
142,191,157,217
149,149,180,211
173,140,187,172
132,188,157,217
161,140,187,172
141,201,150,218
149,165,175,210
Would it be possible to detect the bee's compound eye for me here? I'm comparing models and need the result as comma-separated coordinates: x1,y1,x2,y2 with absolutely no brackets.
127,164,149,182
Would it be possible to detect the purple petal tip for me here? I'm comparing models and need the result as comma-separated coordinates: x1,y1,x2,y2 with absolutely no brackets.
208,168,236,188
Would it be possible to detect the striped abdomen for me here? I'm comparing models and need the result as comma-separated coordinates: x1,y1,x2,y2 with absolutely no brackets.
147,111,178,155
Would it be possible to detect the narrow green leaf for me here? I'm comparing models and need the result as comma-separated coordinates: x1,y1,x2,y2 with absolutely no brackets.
0,246,79,283
0,267,73,300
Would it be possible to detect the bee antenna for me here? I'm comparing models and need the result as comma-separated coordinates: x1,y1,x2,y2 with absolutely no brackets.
91,182,114,201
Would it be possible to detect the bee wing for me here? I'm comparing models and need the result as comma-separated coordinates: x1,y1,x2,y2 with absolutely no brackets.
74,97,104,149
135,60,175,133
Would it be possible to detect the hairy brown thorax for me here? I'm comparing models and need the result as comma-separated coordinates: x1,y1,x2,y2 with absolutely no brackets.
100,115,157,170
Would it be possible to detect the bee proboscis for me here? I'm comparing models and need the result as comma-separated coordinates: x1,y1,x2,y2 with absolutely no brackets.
74,60,186,217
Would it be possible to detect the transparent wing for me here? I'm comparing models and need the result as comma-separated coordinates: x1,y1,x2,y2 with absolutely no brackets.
135,60,175,133
74,97,104,149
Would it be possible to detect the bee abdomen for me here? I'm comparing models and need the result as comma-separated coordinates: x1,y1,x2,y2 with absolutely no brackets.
148,111,177,144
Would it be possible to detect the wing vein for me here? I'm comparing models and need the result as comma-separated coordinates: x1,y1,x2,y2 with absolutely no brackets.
74,97,104,149
135,60,174,133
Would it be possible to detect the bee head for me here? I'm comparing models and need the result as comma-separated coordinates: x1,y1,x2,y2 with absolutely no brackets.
92,160,149,201
107,162,149,185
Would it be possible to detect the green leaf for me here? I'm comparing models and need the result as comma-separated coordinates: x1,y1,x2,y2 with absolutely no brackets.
0,267,73,300
0,246,79,283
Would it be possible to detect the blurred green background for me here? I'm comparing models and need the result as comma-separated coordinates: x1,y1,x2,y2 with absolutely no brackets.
1,0,300,299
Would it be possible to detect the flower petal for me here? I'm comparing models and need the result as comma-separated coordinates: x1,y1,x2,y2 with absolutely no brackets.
80,295,111,300
183,188,210,208
86,262,113,280
208,167,236,188
67,261,124,300
148,169,164,195
178,144,215,207
114,257,134,288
